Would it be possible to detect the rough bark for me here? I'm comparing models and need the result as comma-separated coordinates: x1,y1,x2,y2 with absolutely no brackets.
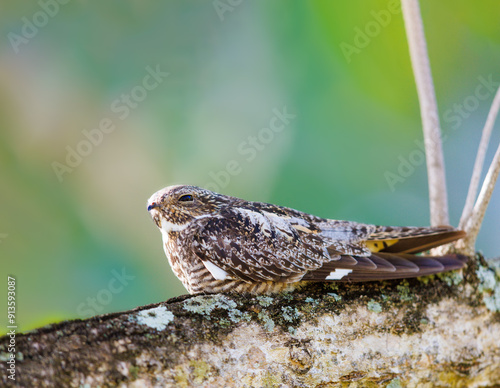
1,256,500,388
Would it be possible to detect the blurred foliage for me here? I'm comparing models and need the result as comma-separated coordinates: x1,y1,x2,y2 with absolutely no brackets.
0,1,499,333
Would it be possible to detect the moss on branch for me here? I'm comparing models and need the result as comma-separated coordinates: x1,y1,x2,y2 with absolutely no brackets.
1,256,500,387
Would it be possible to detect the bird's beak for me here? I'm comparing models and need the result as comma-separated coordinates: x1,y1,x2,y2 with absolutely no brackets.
147,202,160,211
147,202,162,228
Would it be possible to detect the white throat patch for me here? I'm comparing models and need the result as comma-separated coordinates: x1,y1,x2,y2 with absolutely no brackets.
158,214,214,244
158,217,189,246
160,218,190,233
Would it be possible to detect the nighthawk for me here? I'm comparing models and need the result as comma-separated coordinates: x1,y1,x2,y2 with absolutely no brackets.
147,185,467,294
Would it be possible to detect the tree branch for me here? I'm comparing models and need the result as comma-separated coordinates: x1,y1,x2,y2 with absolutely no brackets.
458,86,500,255
460,86,500,229
2,262,500,387
401,0,449,226
459,142,500,256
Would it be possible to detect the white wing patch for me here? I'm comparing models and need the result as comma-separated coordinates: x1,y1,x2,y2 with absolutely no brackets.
325,268,352,280
203,260,229,280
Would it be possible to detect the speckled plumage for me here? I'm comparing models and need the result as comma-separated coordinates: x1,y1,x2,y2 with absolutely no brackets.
147,185,467,294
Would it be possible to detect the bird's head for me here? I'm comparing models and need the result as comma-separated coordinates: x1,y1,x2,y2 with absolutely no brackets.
147,185,229,232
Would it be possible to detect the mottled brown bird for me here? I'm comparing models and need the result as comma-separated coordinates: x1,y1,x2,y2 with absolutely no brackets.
147,185,467,294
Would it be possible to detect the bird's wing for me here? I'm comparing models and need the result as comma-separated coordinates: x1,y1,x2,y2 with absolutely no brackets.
301,252,468,282
189,206,467,283
189,206,364,283
302,225,468,282
364,225,466,254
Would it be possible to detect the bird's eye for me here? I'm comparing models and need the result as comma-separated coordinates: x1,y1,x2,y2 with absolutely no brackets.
178,194,194,202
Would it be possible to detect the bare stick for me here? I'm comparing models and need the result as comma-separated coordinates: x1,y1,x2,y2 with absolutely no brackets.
401,0,449,226
459,85,500,230
460,141,500,254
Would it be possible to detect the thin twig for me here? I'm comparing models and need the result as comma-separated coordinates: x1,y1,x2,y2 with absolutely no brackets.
460,142,500,255
459,85,500,230
401,0,449,226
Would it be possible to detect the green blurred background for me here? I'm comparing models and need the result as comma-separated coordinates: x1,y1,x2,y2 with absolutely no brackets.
1,1,499,334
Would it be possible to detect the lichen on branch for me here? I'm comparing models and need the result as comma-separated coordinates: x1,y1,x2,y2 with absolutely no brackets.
2,259,499,387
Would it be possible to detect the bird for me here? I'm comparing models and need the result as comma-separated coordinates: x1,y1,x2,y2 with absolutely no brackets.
147,185,467,295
